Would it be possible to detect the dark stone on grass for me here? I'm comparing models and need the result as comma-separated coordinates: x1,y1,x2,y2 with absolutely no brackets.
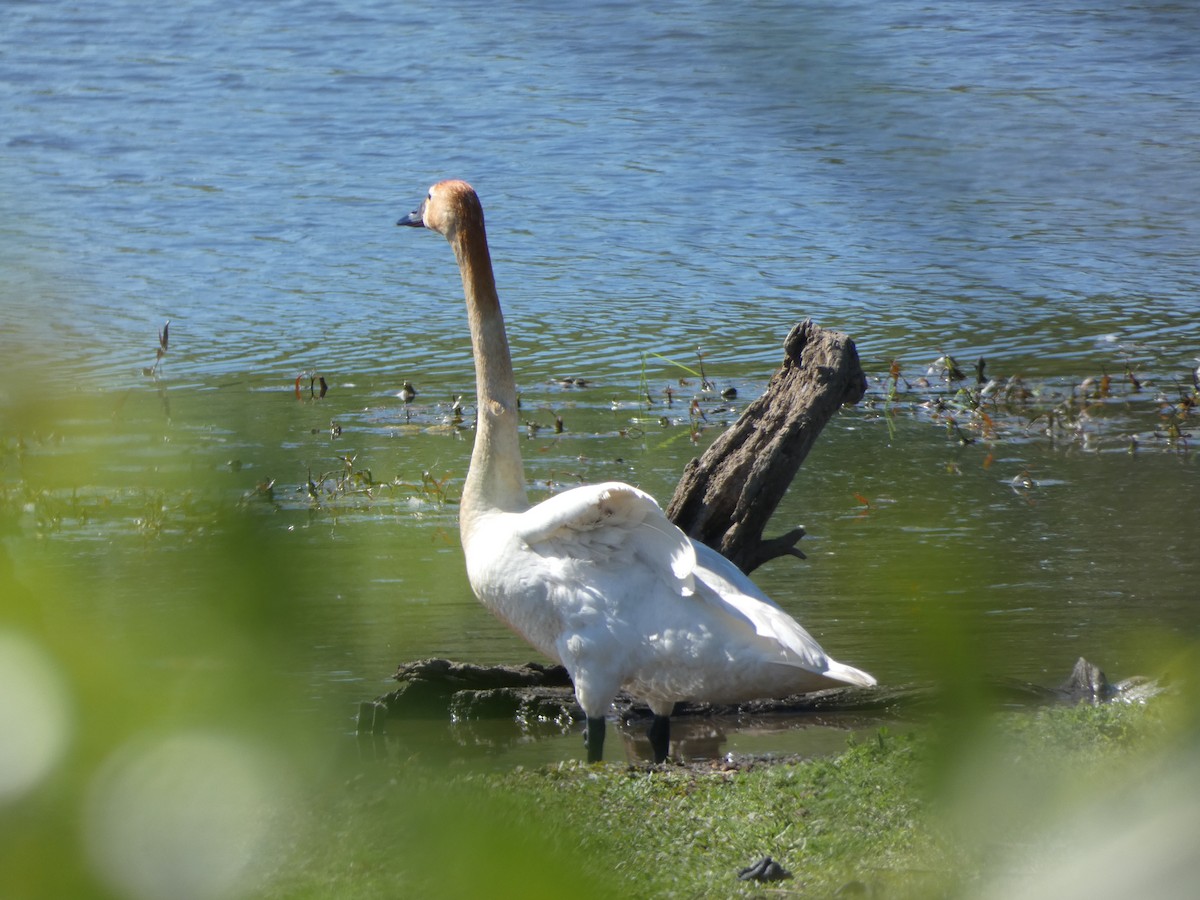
738,855,791,882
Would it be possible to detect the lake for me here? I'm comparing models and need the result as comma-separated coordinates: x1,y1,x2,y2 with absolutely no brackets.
2,0,1198,763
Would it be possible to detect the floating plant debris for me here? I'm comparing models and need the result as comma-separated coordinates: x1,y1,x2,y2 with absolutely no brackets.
872,355,1196,453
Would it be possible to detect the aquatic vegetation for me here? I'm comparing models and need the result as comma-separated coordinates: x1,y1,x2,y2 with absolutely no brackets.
292,460,460,513
873,353,1197,454
140,320,170,379
294,371,329,400
1,343,1194,548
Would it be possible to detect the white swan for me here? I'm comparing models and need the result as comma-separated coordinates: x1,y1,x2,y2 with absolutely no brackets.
398,180,874,763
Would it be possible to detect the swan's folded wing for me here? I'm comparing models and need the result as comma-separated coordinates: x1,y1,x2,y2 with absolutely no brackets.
691,540,830,671
511,482,696,592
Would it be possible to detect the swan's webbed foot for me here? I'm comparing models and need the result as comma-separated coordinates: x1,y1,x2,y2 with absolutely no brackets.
648,714,670,763
585,716,605,763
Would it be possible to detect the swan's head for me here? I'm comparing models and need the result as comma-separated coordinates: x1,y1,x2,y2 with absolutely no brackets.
397,180,484,240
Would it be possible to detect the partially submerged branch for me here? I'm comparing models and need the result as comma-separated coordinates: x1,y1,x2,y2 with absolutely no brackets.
666,319,867,573
367,656,1161,734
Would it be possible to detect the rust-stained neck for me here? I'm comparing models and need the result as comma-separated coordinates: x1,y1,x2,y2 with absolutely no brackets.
425,182,528,533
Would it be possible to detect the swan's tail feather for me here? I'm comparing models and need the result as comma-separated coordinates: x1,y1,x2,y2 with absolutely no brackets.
823,658,877,688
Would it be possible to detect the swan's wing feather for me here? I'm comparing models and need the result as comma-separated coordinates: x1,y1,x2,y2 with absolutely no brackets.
512,482,696,591
691,541,835,673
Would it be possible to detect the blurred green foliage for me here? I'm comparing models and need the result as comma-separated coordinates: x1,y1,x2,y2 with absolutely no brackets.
0,374,602,899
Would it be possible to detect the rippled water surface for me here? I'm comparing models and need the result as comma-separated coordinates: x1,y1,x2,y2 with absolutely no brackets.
3,0,1198,760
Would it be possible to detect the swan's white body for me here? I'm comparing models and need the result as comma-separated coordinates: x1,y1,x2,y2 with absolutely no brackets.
464,484,873,718
399,180,873,761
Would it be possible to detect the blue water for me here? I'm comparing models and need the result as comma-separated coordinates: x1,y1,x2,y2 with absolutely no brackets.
3,0,1198,383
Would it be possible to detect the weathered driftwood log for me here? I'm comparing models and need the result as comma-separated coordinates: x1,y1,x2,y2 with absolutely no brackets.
665,318,867,574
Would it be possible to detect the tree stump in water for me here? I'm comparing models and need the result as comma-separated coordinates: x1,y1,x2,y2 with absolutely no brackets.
666,319,867,574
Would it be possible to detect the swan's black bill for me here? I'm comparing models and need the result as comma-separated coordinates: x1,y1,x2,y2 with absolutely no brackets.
396,205,425,227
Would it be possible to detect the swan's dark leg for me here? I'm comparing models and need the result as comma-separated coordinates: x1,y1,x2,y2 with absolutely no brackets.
585,716,605,763
648,714,671,763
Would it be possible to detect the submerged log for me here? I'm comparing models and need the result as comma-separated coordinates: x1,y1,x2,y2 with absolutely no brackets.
383,658,572,713
368,657,1158,734
372,658,887,732
665,319,867,574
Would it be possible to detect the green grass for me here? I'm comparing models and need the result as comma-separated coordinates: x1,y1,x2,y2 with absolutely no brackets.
487,731,937,898
261,701,1178,899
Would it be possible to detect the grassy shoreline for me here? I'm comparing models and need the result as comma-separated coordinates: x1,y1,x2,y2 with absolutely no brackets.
265,699,1188,899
